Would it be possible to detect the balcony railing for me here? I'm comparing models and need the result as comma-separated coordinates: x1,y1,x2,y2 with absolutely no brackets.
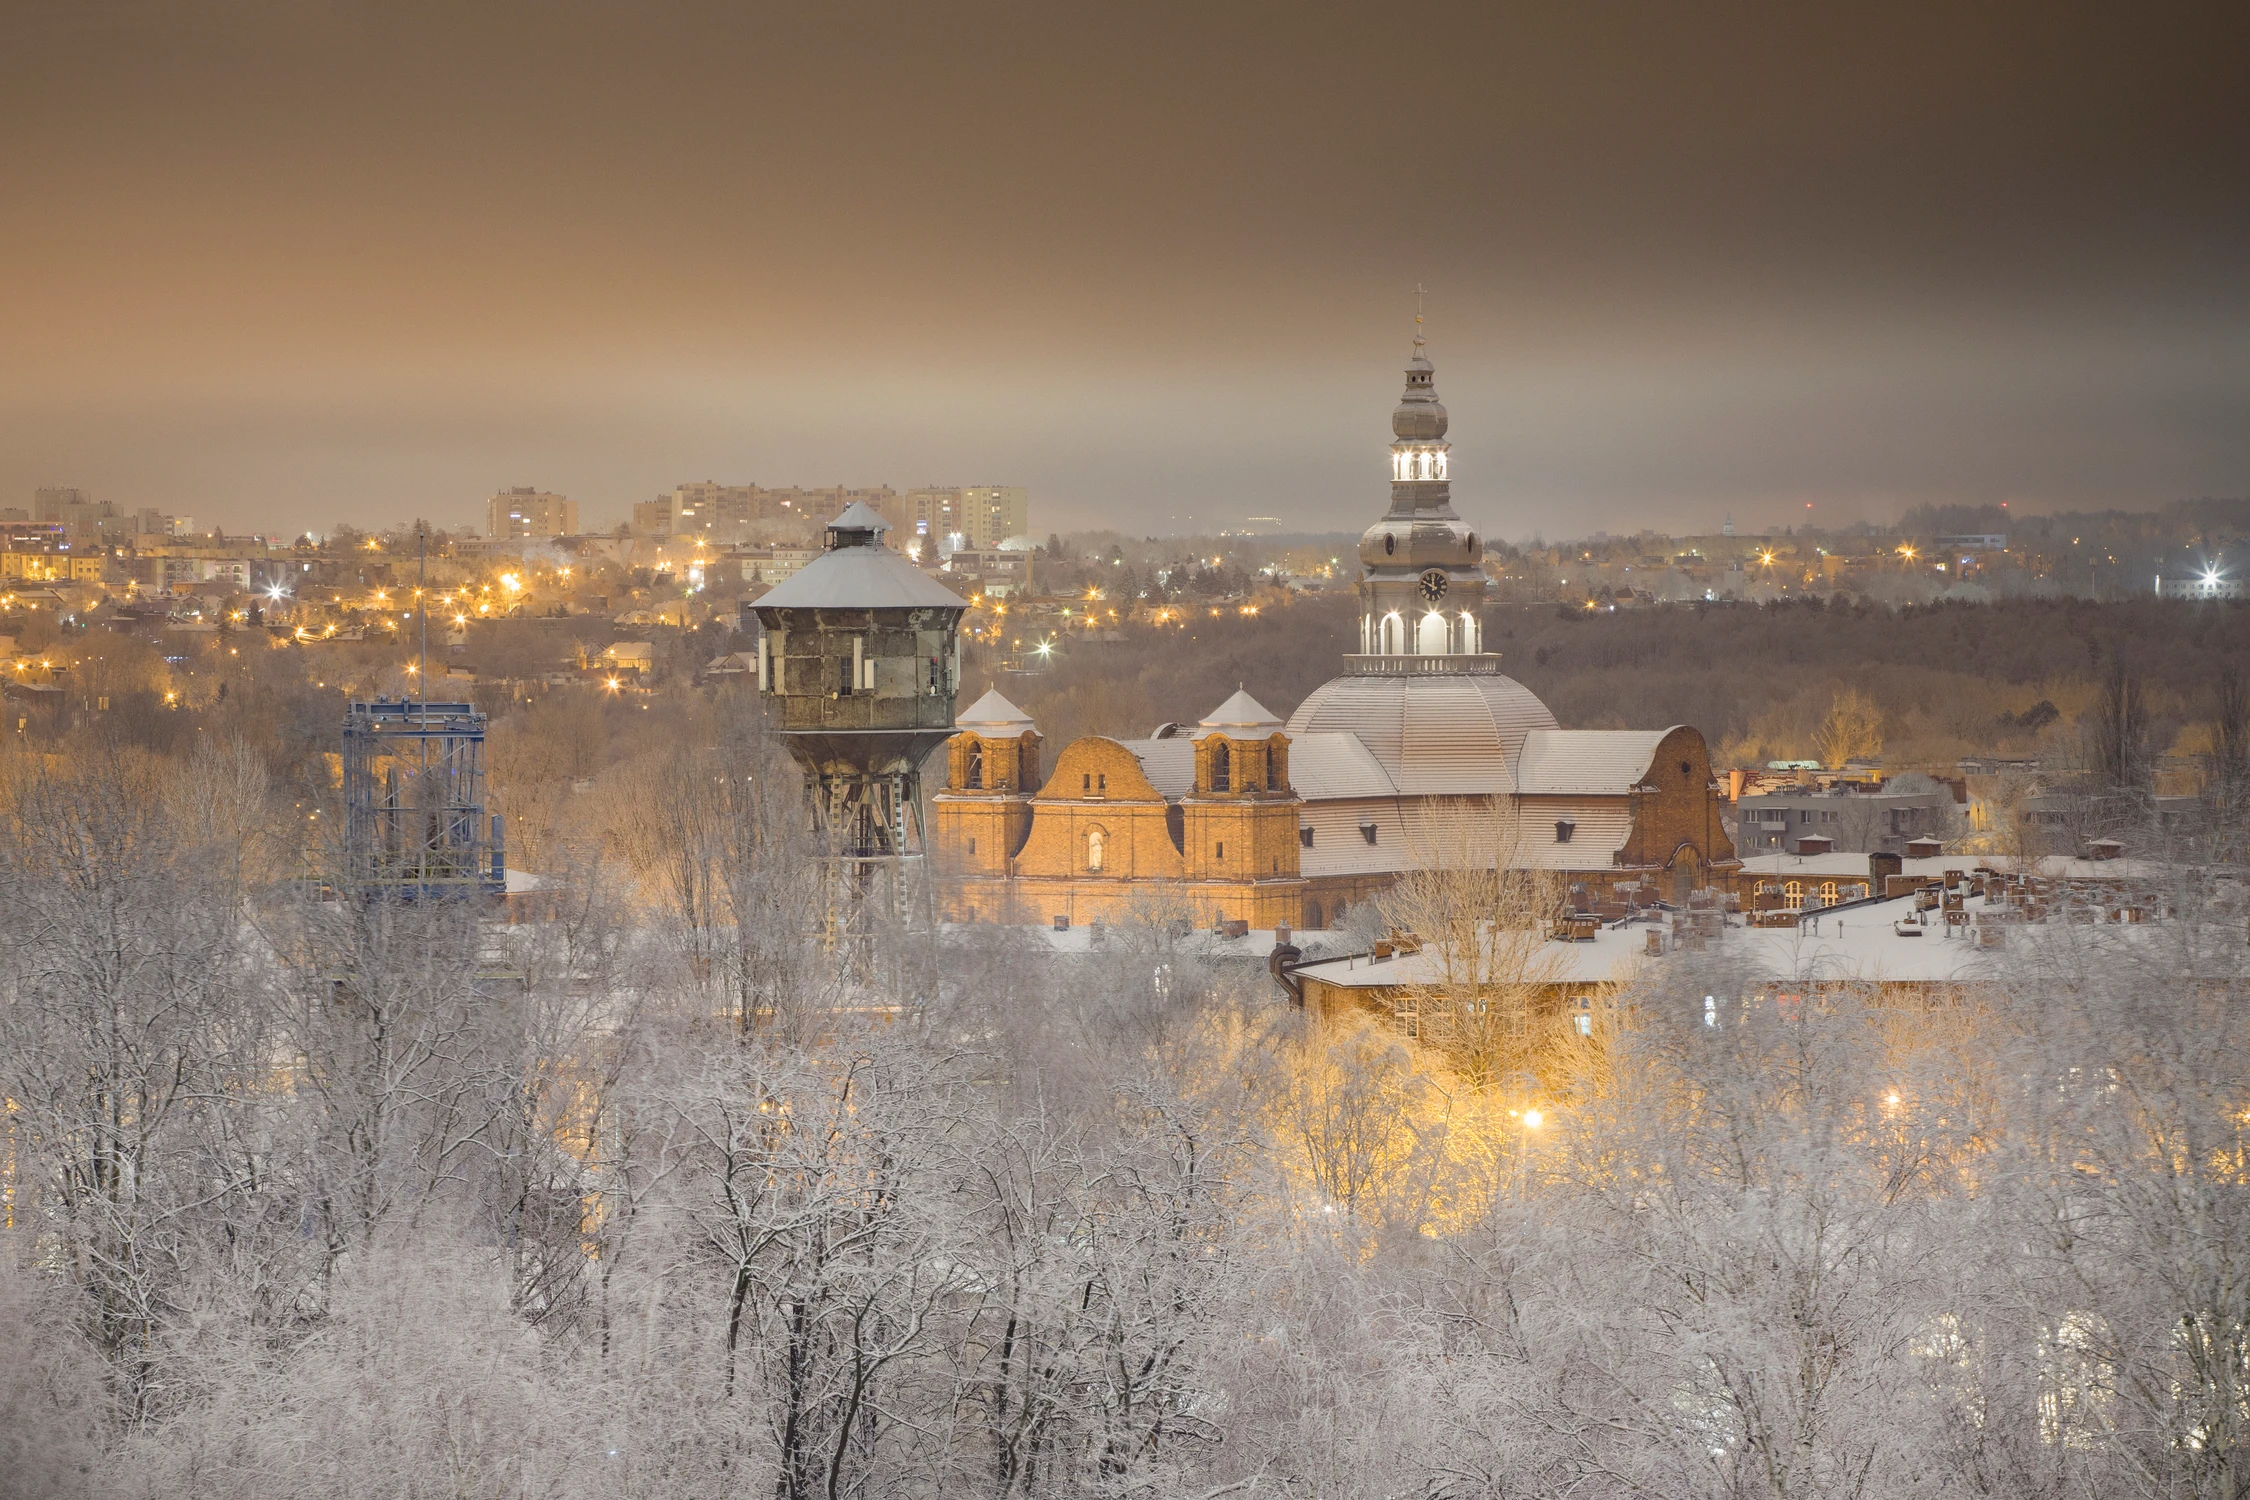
1342,652,1507,676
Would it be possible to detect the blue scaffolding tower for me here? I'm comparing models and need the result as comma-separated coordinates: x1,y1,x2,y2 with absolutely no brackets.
341,698,505,899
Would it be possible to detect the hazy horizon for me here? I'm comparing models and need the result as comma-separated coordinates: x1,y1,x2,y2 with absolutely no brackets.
6,1,2246,541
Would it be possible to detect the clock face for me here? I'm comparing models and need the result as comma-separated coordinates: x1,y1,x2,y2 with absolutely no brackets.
1418,569,1449,604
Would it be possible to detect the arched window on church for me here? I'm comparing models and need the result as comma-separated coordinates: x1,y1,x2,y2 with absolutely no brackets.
1086,826,1105,872
964,741,983,790
1211,741,1231,793
1265,746,1279,791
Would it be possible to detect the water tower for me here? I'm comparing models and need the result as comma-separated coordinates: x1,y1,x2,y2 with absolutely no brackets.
752,502,967,930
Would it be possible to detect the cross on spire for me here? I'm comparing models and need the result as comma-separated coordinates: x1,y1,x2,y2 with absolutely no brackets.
1412,283,1428,352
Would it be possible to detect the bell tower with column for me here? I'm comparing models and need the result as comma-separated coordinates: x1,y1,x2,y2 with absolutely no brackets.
1352,296,1495,668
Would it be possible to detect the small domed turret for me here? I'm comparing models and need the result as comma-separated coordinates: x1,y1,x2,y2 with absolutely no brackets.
1393,338,1449,442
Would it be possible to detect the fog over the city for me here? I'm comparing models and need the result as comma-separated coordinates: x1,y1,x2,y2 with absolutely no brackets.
4,1,2247,538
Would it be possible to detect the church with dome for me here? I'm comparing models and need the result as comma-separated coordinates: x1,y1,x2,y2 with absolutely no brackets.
930,325,1737,929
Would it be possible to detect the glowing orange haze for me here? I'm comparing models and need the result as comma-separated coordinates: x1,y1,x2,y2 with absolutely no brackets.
4,2,2246,538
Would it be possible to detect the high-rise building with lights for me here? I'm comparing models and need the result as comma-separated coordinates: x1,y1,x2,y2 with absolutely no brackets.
486,487,578,539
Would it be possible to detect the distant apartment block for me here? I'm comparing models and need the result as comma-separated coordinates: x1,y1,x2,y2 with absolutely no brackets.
27,487,182,541
486,486,578,539
2155,572,2244,601
637,483,899,542
33,486,92,523
636,481,1024,552
906,485,1027,555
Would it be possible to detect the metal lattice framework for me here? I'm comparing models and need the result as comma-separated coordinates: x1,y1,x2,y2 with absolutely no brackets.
341,698,504,899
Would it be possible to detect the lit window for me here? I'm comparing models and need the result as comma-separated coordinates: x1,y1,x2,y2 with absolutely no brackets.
1704,995,1718,1027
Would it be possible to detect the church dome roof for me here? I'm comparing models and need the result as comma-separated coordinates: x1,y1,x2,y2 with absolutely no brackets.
1359,514,1481,570
1284,671,1558,796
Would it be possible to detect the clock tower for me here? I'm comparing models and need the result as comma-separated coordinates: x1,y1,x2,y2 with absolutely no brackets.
1353,304,1492,663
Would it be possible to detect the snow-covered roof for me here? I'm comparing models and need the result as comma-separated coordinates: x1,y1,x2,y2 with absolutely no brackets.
754,541,968,610
1515,729,1673,796
1286,731,1398,800
956,687,1036,733
1122,737,1196,798
1735,851,2173,883
1286,671,1557,797
1195,688,1284,736
830,500,891,533
1292,888,2241,995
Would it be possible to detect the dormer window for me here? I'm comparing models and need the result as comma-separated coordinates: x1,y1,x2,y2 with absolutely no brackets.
1555,819,1576,844
1360,822,1379,845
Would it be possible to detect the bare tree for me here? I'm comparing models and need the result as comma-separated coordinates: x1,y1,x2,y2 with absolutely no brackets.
1816,687,1885,768
1376,815,1573,1092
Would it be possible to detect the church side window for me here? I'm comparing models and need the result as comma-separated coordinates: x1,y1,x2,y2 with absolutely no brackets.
1211,742,1231,792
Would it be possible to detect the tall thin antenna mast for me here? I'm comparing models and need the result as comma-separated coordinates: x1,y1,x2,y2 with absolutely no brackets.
417,521,428,715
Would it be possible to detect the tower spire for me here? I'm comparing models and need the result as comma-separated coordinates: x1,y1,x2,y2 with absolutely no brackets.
1412,283,1427,356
